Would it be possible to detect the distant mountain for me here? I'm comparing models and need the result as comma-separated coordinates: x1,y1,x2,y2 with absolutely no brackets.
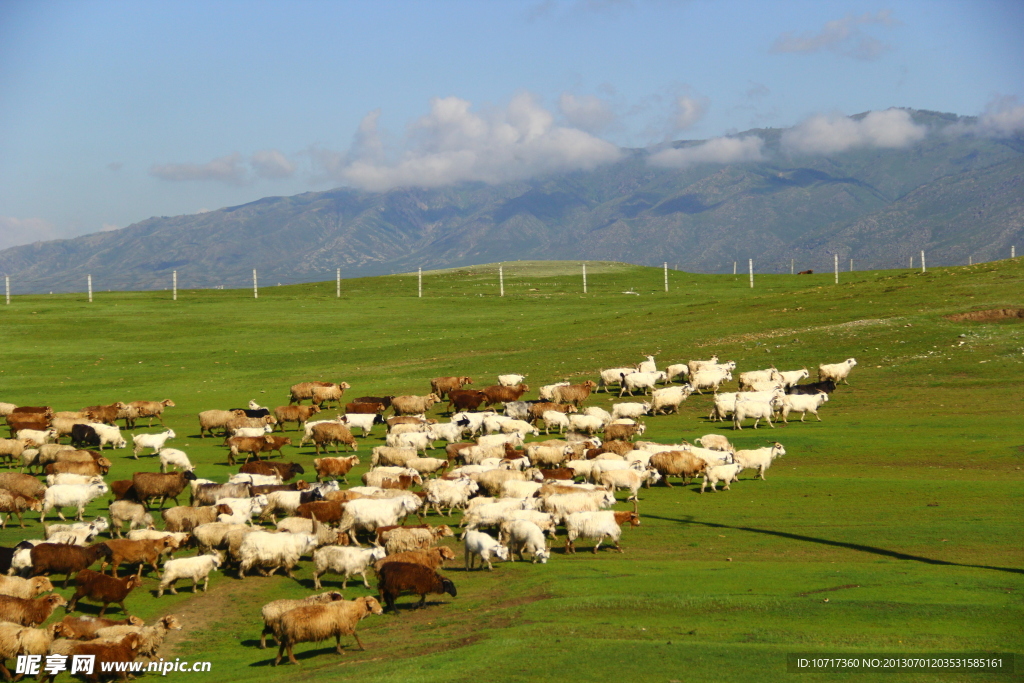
2,109,1021,293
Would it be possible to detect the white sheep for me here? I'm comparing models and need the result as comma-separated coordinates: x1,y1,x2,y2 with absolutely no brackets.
227,473,282,486
567,414,605,436
385,431,432,454
426,422,466,445
499,510,558,538
216,495,267,525
16,429,56,446
582,406,612,423
778,368,810,388
423,478,479,516
497,374,526,387
818,358,857,384
611,402,651,420
238,531,319,579
451,411,496,436
157,553,222,596
84,422,127,449
689,368,732,395
597,367,635,393
701,463,743,492
44,473,102,487
498,520,550,563
618,371,665,397
540,490,616,522
733,443,786,480
370,446,419,467
340,413,380,436
636,355,658,373
538,382,570,402
502,401,532,421
232,425,274,438
40,481,108,522
732,395,780,430
596,468,660,500
650,385,693,415
463,530,509,570
158,448,193,473
693,434,734,452
499,480,543,499
311,546,386,590
541,411,570,435
337,496,421,545
481,415,514,435
477,433,524,449
131,429,176,458
500,419,539,437
404,457,448,477
43,517,107,545
665,364,689,383
563,510,639,553
781,392,829,423
361,467,422,488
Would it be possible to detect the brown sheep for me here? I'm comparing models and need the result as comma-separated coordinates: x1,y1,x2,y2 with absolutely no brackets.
99,538,171,577
108,480,138,503
649,451,706,486
313,456,359,483
29,543,114,588
67,570,143,617
197,409,245,439
603,422,646,441
0,473,46,500
445,390,487,413
51,633,141,683
0,576,52,600
125,399,175,428
310,384,349,408
480,384,529,407
0,594,67,626
0,439,33,467
552,381,597,407
296,501,345,525
223,435,272,465
0,490,42,529
131,471,198,509
192,482,252,507
273,405,321,432
310,423,357,455
161,505,233,533
93,614,182,661
43,459,111,478
289,381,350,405
372,546,456,573
53,615,145,640
390,394,441,416
273,596,384,666
82,402,127,426
377,562,457,614
108,501,154,538
250,481,310,498
526,402,577,424
0,622,55,681
258,591,344,649
239,461,304,481
344,401,386,415
429,376,473,399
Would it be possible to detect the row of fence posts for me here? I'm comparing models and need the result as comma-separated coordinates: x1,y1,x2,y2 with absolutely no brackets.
3,246,1019,303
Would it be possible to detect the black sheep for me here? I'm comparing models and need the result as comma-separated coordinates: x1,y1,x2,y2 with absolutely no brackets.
377,562,456,614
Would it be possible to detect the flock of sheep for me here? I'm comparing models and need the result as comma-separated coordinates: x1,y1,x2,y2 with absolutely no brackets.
0,353,858,675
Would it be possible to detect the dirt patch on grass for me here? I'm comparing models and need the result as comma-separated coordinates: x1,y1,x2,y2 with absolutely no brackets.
797,584,861,597
945,308,1024,322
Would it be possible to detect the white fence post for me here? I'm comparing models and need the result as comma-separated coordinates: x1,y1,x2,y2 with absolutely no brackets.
733,261,737,276
499,266,504,297
921,250,926,273
336,268,341,298
253,269,258,299
418,268,422,298
172,271,177,301
790,259,794,275
4,276,9,305
1013,246,1016,259
663,262,668,292
87,275,93,303
834,254,839,284
582,263,587,294
909,255,913,269
748,259,754,288
849,258,853,272
969,256,973,266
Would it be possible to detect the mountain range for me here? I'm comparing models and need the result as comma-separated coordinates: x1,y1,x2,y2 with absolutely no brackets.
2,109,1021,293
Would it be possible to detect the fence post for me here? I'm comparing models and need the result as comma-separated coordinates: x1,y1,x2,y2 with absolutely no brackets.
4,276,9,305
1013,246,1016,259
834,254,839,284
88,275,93,303
849,258,853,272
748,259,754,288
418,268,422,298
582,263,587,294
253,269,258,299
499,266,504,297
969,256,973,266
790,259,794,275
336,268,341,298
909,255,913,269
921,250,926,273
663,262,668,292
733,261,737,276
172,271,177,301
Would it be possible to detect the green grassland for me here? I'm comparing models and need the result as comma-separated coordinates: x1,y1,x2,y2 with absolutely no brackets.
0,259,1022,682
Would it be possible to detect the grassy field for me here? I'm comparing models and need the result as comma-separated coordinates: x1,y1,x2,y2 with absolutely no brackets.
1,259,1022,682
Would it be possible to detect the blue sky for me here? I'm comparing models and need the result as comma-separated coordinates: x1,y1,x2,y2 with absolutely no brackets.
1,0,1022,249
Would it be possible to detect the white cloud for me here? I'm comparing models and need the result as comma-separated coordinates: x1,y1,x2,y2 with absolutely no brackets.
770,10,899,61
100,223,120,232
781,109,926,155
558,93,617,134
648,135,765,169
149,153,247,184
671,95,708,132
251,149,296,179
332,92,624,192
0,216,59,251
971,96,1024,137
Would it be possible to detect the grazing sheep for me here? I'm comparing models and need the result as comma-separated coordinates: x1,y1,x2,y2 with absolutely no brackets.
818,358,857,385
0,593,67,626
258,591,345,649
497,520,550,564
463,530,509,571
693,434,734,452
273,596,383,665
156,553,222,597
131,430,176,459
311,546,386,590
158,448,192,473
376,562,456,614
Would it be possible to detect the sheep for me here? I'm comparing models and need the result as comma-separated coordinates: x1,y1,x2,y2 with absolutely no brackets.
157,448,192,473
339,413,381,437
463,530,509,571
597,468,661,500
539,490,616,522
0,438,33,468
53,615,144,640
650,385,693,415
611,402,651,420
682,444,735,469
17,447,42,473
701,463,743,492
0,490,41,529
160,504,228,534
535,411,569,436
259,490,325,523
390,394,441,416
296,500,346,525
191,522,248,557
0,575,52,599
597,367,635,393
273,404,322,432
65,569,142,617
93,614,182,660
337,496,421,545
82,423,126,450
237,529,322,579
156,553,222,597
818,358,857,384
537,382,570,402
618,371,665,397
430,376,473,398
404,457,448,477
215,495,267,525
564,509,640,553
311,546,386,590
708,392,740,422
14,428,56,447
496,374,526,387
232,425,274,438
778,368,810,388
694,434,734,452
502,401,532,421
313,455,360,483
273,595,383,665
738,367,782,391
361,467,422,489
0,404,15,417
603,422,646,442
240,460,304,481
376,562,457,614
226,472,281,487
665,363,690,383
40,481,108,522
373,547,455,576
781,392,829,423
423,478,478,516
124,399,175,428
288,381,351,406
733,443,786,480
552,381,597,407
689,367,732,394
787,379,838,396
191,481,252,507
197,409,244,439
371,446,418,468
380,525,454,554
256,592,349,653
687,355,720,376
0,593,66,626
49,633,142,683
99,538,171,578
732,395,780,430
130,429,175,459
132,471,197,509
498,520,550,563
0,621,54,681
311,423,358,455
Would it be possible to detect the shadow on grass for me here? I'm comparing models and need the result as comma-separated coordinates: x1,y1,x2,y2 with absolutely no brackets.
646,514,1024,575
